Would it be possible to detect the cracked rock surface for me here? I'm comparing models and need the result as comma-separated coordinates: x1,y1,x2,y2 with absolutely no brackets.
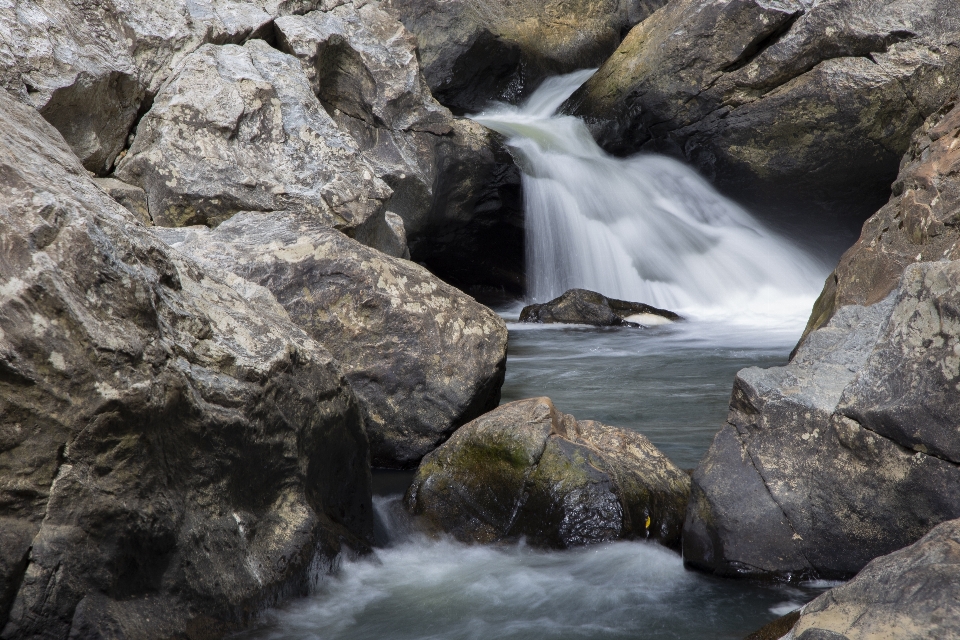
406,397,691,549
157,211,508,470
0,87,373,637
565,0,960,225
684,260,960,580
783,518,960,639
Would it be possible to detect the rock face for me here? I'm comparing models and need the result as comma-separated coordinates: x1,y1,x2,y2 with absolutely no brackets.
157,211,509,470
519,288,680,327
114,39,394,247
799,95,960,347
275,2,525,293
384,0,669,113
784,519,960,640
406,397,691,549
0,0,312,175
684,260,960,581
566,0,960,225
0,86,373,636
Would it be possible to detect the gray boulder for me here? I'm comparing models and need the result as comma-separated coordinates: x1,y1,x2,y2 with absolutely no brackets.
157,211,509,469
0,84,372,636
114,39,395,250
783,519,960,639
684,260,960,580
519,288,680,327
275,2,525,293
406,397,691,549
383,0,670,113
566,0,960,225
0,0,294,175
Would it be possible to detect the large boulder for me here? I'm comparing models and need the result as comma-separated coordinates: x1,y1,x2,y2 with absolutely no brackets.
783,518,960,639
0,0,314,175
519,288,680,326
114,39,395,249
799,95,960,347
405,397,691,549
383,0,669,113
275,2,525,293
684,260,960,581
0,85,372,636
157,211,509,470
566,0,960,227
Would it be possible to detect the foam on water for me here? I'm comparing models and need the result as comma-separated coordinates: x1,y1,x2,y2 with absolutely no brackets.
473,70,828,332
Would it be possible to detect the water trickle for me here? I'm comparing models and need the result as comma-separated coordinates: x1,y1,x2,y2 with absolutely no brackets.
473,70,826,322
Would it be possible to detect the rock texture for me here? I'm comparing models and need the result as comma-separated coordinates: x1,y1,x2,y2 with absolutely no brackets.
519,288,680,326
275,2,525,293
566,0,960,225
0,0,309,175
384,0,669,113
157,211,509,470
406,397,691,549
115,40,393,245
784,519,960,640
0,84,373,636
800,95,960,347
684,261,960,581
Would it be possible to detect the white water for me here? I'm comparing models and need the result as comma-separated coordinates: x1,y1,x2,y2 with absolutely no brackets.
473,70,827,328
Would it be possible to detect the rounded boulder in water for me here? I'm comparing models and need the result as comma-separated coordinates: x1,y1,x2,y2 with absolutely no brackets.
519,288,681,327
404,397,691,549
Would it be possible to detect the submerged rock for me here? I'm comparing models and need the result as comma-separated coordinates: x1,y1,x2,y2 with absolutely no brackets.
275,2,525,293
0,89,372,636
519,288,680,327
383,0,669,113
684,260,960,581
565,0,960,225
158,211,508,470
799,95,960,348
405,397,690,549
784,518,960,639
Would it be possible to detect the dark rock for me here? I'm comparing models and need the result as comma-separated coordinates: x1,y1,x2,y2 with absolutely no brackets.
786,519,960,639
275,2,525,293
684,261,960,581
383,0,669,113
519,288,680,327
157,211,509,470
0,86,372,637
566,0,960,228
93,177,151,225
745,610,801,640
405,397,691,549
798,95,960,348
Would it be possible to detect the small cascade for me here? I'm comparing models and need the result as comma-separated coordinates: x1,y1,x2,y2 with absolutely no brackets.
473,71,826,322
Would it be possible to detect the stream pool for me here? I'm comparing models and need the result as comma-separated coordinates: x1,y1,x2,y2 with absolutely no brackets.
240,315,838,640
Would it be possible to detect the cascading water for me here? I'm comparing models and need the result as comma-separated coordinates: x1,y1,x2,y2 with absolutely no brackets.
473,70,826,322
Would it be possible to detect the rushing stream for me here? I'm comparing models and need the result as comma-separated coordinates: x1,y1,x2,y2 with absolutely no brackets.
241,73,837,639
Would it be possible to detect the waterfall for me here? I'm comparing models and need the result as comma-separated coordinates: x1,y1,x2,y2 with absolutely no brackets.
472,71,826,322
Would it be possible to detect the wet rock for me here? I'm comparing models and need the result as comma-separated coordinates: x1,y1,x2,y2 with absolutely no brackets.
684,260,960,581
784,519,960,640
114,39,393,248
519,288,680,327
0,87,372,636
799,95,960,347
157,211,509,469
405,397,691,549
275,2,525,293
566,0,960,226
383,0,669,114
0,0,291,175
